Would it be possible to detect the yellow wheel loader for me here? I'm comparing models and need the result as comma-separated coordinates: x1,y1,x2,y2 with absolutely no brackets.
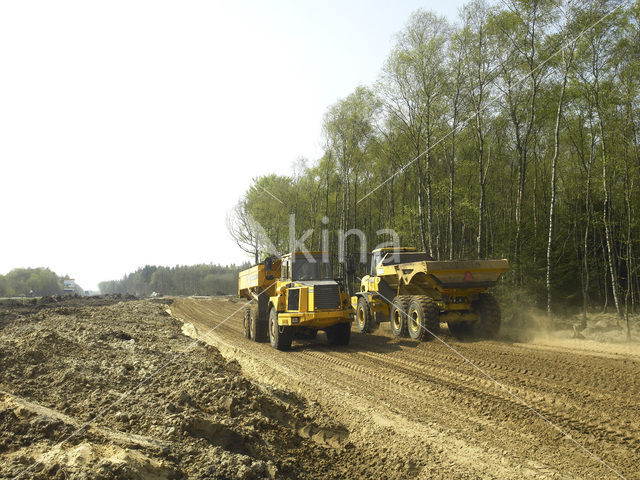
351,247,508,340
238,252,354,351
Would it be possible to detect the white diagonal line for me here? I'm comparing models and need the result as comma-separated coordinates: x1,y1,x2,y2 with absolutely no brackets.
252,182,283,204
358,1,624,204
367,284,626,479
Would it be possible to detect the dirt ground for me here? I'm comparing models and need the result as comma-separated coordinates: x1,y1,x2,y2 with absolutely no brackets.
171,297,640,480
0,298,367,479
1,296,638,479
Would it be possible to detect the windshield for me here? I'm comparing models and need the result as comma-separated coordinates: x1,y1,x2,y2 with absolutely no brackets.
370,253,382,276
292,255,333,281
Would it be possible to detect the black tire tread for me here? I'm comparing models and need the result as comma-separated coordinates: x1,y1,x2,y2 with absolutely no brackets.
269,308,293,351
356,296,373,334
326,322,351,346
390,295,411,338
242,306,251,339
472,293,501,338
407,295,439,341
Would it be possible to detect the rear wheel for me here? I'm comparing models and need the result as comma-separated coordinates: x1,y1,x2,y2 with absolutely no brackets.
356,297,373,333
472,293,501,338
326,322,351,346
407,296,439,341
389,296,410,338
447,321,473,339
242,307,251,339
269,308,293,350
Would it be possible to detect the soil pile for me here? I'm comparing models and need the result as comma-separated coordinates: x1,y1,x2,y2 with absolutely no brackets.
0,299,358,479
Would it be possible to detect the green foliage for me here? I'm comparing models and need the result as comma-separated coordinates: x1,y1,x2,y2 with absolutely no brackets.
0,268,70,296
230,0,640,316
97,264,250,296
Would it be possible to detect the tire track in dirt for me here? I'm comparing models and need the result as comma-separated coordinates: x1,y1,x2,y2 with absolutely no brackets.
170,297,639,479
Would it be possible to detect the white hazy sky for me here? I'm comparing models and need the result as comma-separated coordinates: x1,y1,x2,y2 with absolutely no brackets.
1,0,466,291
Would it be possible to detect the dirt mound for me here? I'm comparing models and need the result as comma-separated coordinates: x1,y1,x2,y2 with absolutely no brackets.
0,300,358,479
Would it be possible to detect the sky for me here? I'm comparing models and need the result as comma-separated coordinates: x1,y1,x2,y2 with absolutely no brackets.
0,0,467,291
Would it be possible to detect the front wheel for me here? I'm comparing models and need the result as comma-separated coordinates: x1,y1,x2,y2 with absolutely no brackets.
472,293,501,338
251,296,268,342
407,296,439,341
269,308,293,351
326,322,351,346
356,297,374,333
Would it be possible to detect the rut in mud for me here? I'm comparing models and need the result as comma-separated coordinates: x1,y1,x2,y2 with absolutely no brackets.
171,296,640,480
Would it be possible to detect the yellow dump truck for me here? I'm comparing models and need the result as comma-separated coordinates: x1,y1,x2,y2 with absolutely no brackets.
351,247,509,340
238,252,354,350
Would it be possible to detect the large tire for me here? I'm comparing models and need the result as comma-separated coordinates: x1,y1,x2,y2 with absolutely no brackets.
447,321,473,339
407,296,439,341
356,296,374,333
326,322,351,346
389,295,410,338
251,295,269,342
269,308,293,351
472,293,501,338
242,307,251,339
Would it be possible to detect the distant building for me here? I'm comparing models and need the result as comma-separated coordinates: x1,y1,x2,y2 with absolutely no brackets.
63,278,75,295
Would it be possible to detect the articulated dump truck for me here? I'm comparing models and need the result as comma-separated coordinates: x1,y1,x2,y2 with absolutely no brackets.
238,252,354,351
351,247,509,341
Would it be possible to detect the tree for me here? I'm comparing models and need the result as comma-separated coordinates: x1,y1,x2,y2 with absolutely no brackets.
379,10,450,256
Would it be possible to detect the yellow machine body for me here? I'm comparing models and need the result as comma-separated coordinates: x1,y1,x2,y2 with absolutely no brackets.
351,247,509,325
238,252,353,330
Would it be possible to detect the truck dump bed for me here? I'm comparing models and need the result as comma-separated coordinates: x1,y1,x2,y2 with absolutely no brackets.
238,259,281,299
398,259,509,288
378,254,508,294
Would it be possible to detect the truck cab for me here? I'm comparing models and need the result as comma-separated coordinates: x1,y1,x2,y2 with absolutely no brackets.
238,252,354,351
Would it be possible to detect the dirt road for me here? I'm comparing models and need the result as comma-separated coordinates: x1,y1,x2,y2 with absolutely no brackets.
171,297,640,479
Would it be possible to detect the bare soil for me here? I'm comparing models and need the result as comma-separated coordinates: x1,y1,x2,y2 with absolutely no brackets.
171,297,640,480
0,298,366,479
1,296,638,479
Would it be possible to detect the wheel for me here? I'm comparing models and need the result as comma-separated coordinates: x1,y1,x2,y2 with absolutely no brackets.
326,322,351,346
242,307,251,339
407,296,439,341
269,308,293,350
389,296,410,337
472,293,501,338
447,321,473,339
251,295,269,342
356,296,374,333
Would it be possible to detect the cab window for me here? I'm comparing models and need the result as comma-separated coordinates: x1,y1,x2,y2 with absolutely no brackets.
370,253,382,276
281,259,290,280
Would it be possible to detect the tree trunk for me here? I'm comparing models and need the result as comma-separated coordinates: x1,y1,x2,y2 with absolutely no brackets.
599,116,622,320
546,47,571,320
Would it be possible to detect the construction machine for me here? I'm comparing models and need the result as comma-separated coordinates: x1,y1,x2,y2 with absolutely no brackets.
351,247,508,340
238,252,354,351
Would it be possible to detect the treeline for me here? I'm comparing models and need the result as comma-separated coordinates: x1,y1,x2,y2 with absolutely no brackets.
0,268,80,297
228,0,640,321
98,264,250,297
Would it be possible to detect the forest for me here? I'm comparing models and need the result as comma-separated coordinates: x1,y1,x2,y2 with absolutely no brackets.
0,268,80,297
97,264,249,297
227,0,640,323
